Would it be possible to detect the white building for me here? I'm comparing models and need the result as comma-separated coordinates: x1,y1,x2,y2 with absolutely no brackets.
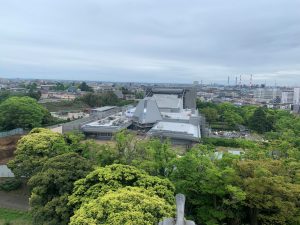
253,88,281,103
281,90,294,104
293,88,300,105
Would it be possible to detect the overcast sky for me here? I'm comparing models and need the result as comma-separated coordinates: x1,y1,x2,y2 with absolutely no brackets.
1,0,300,85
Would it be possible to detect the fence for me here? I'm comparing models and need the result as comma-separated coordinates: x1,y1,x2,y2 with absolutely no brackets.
0,128,24,138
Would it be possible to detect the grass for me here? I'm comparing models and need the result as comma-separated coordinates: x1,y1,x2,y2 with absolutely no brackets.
40,100,89,112
0,208,32,225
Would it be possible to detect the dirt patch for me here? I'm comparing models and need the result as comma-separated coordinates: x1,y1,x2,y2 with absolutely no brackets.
0,179,30,211
0,135,22,164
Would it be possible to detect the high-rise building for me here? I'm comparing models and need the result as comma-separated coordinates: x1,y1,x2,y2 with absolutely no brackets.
281,90,294,104
253,88,281,103
293,88,300,104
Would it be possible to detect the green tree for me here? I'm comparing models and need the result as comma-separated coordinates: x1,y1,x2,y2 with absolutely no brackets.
79,92,126,107
0,96,48,130
63,131,89,155
69,164,175,210
78,82,93,92
27,89,41,100
53,82,66,91
223,110,244,129
201,107,219,123
170,146,245,225
93,131,177,177
236,160,300,225
70,187,174,225
132,138,176,177
135,91,144,99
8,128,69,177
28,152,92,225
249,107,273,133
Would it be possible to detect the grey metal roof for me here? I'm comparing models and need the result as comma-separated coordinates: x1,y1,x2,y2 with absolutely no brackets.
152,88,184,94
148,121,201,142
153,94,183,109
133,97,162,124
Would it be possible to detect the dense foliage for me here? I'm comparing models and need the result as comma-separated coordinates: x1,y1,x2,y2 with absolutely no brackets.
0,96,48,131
0,88,41,103
79,92,135,107
8,128,70,177
78,82,93,92
70,187,173,225
69,164,175,210
29,152,92,225
0,178,22,191
236,160,300,225
197,100,300,135
170,144,300,225
86,130,176,176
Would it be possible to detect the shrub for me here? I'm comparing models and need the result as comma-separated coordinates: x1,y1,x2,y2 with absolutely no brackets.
0,178,22,191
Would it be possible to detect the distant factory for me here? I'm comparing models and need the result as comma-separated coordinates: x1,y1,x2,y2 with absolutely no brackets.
80,86,204,147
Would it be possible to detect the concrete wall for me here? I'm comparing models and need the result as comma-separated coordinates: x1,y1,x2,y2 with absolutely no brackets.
62,116,96,133
0,165,14,178
183,88,196,109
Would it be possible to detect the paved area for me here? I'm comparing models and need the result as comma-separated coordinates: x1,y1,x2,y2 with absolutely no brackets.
0,183,30,211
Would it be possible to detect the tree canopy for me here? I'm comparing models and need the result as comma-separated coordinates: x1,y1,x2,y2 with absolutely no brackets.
249,107,274,133
170,146,245,225
29,152,92,225
70,187,174,225
169,144,300,225
69,164,175,210
79,92,134,107
236,160,300,225
89,130,176,177
8,128,70,177
0,96,48,131
78,82,93,92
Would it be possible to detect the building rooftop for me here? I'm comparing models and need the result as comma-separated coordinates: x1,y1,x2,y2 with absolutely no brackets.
151,88,184,94
153,94,183,110
83,112,130,128
133,97,162,124
161,109,198,121
148,121,200,140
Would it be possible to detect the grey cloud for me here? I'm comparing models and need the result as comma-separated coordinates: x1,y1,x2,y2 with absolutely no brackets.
0,0,300,85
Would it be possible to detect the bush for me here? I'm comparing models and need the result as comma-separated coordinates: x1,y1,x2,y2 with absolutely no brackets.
202,137,258,149
0,178,22,191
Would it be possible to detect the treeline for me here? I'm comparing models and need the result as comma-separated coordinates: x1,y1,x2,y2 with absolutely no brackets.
0,96,63,131
0,92,135,131
6,129,300,225
0,89,41,102
78,92,135,107
197,100,300,134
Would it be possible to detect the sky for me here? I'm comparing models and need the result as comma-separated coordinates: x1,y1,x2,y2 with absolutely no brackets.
1,0,300,85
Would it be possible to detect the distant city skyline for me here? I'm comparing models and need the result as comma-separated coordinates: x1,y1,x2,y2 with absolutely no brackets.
1,0,300,85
